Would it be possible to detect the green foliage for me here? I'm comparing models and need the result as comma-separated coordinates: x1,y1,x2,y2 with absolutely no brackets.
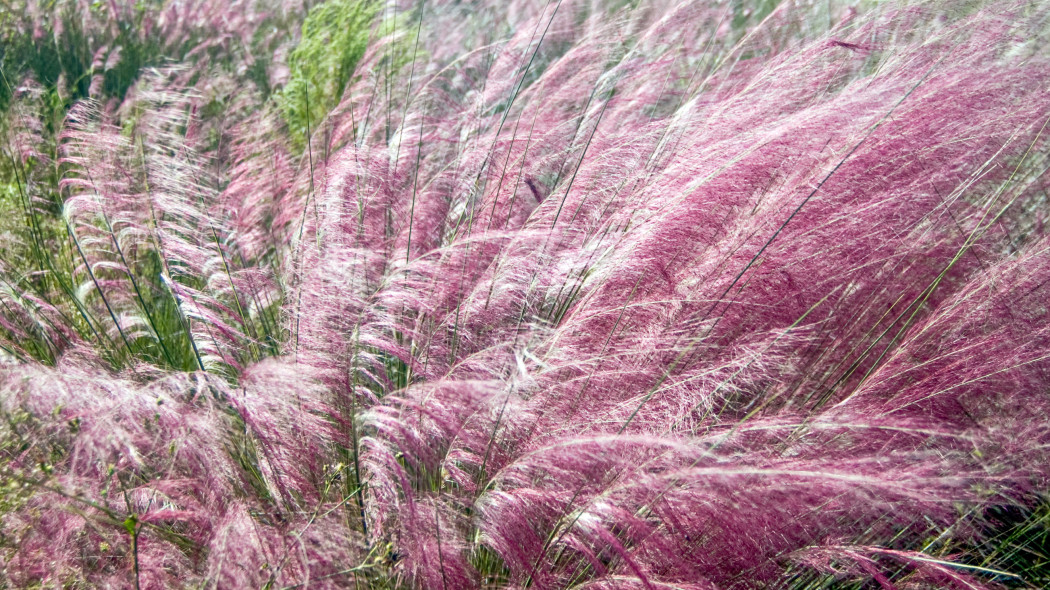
0,0,156,112
280,0,376,147
970,499,1050,588
730,0,783,30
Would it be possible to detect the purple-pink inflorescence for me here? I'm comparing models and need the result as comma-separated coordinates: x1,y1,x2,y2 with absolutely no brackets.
2,0,1050,588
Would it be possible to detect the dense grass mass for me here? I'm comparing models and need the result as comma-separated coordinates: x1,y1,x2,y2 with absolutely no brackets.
2,0,1050,588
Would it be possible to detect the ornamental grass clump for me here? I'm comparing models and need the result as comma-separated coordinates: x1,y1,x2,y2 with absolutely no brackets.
2,0,1050,588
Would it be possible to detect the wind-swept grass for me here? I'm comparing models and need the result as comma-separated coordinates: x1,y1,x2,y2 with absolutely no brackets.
2,0,1050,588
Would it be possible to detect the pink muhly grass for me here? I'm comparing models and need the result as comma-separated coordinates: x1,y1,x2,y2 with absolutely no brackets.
2,0,1050,589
